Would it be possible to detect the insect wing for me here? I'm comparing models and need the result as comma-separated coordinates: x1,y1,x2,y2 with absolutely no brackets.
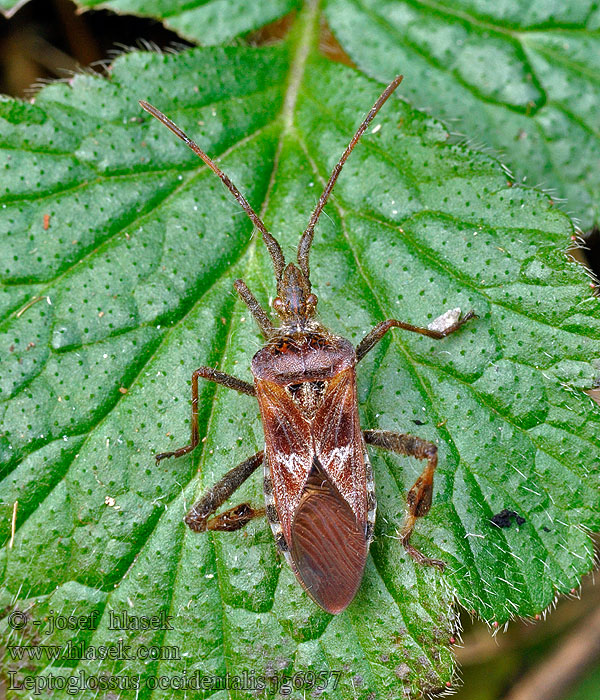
255,378,313,542
256,369,369,613
292,368,368,613
290,454,368,613
313,368,368,525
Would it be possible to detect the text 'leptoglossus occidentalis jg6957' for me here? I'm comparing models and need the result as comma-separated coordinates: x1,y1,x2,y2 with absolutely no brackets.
140,75,476,615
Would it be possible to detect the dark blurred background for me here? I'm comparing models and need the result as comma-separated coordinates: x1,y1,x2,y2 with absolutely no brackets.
1,2,599,699
0,0,193,96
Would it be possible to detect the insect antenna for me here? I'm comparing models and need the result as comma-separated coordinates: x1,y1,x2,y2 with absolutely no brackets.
297,75,404,280
139,100,286,280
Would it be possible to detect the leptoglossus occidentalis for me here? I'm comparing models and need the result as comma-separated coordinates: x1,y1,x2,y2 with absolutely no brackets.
140,74,475,614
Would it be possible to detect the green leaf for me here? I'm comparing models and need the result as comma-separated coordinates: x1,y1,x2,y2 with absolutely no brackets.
1,3,599,698
563,663,600,700
324,0,600,230
76,0,301,45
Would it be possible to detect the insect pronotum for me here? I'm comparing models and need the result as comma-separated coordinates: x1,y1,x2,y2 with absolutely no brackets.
140,76,475,614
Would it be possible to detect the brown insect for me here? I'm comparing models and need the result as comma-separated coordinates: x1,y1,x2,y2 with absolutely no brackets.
140,76,475,614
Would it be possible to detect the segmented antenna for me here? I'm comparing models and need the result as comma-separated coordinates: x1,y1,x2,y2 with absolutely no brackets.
139,100,286,280
297,75,404,280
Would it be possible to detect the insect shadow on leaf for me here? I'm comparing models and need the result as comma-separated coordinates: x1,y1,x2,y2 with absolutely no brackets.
140,76,476,614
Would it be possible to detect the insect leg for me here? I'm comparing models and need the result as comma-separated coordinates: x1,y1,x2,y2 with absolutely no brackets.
355,311,476,362
197,366,256,397
185,451,265,532
234,279,274,338
363,429,445,570
155,367,256,463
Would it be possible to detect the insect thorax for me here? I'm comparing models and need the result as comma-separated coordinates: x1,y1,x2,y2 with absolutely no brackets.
251,327,355,387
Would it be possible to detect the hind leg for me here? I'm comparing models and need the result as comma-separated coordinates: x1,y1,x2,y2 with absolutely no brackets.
185,451,265,532
363,429,444,570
